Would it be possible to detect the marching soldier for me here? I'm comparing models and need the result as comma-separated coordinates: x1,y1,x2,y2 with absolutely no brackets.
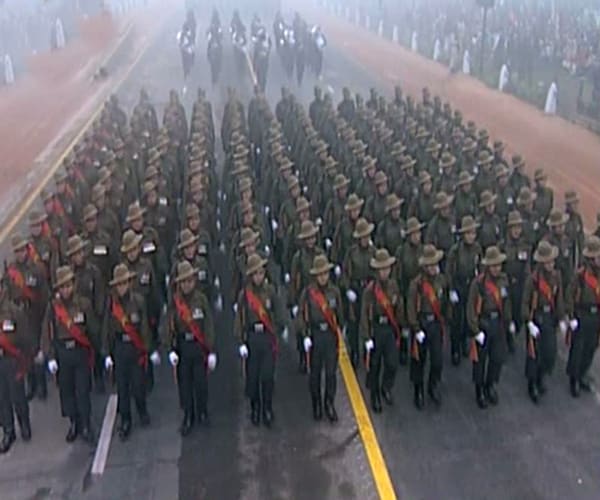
102,264,153,441
407,244,449,409
235,253,287,427
331,193,363,265
533,169,553,225
408,171,435,225
565,236,600,397
81,204,115,284
364,170,389,226
521,241,566,403
425,191,455,265
299,255,343,422
467,246,514,408
564,190,584,270
27,210,58,283
375,194,404,253
477,190,502,250
454,171,476,221
493,165,515,224
42,266,98,443
361,249,402,413
171,229,214,305
323,173,350,248
167,261,217,435
542,209,575,289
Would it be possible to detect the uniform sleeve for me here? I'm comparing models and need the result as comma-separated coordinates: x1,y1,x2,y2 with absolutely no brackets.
335,287,345,327
202,293,216,351
234,290,245,343
503,276,513,325
298,288,309,337
341,248,353,290
555,274,566,320
564,273,578,318
84,298,101,350
424,219,436,245
93,264,107,319
406,278,419,332
520,275,534,325
445,245,457,289
466,279,481,335
139,295,152,351
359,288,371,340
100,299,112,356
40,303,54,359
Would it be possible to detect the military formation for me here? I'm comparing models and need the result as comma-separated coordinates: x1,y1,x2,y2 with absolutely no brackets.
0,72,598,455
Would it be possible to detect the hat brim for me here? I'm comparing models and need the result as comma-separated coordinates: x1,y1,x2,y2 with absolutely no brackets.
175,268,199,284
458,223,480,234
246,258,268,276
310,262,334,276
66,240,89,258
353,223,375,239
479,195,498,208
370,256,396,269
120,234,143,253
419,250,444,266
345,199,365,211
482,254,507,266
125,208,147,224
109,271,136,286
434,196,454,209
534,246,559,263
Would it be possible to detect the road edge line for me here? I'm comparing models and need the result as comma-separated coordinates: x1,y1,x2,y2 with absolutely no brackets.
91,394,118,475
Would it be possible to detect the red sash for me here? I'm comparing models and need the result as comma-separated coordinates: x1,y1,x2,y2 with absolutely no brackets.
52,301,94,368
174,294,210,356
483,278,503,318
0,332,29,380
372,282,401,347
7,266,39,302
111,298,148,368
582,270,600,305
308,287,341,349
535,272,554,312
26,243,41,265
244,288,277,354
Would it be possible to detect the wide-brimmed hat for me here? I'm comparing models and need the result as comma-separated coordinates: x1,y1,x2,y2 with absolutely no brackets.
238,227,259,248
287,175,300,191
385,193,404,213
11,232,28,252
517,187,537,206
461,138,477,153
310,254,334,276
178,229,199,250
353,217,374,239
415,126,430,140
478,150,493,165
66,235,89,257
506,210,524,227
295,196,311,214
583,236,600,259
534,241,559,263
433,191,454,210
333,173,350,190
185,204,200,220
547,209,569,228
345,193,364,211
479,190,497,208
391,141,406,158
512,154,525,169
495,164,509,179
143,179,158,196
278,157,294,172
120,229,143,253
109,263,136,286
419,244,444,266
54,266,75,288
455,170,474,188
370,248,396,269
125,203,146,223
565,190,580,204
238,176,253,193
98,166,112,184
534,168,547,182
374,170,388,186
439,152,456,169
458,215,480,234
405,217,425,235
175,261,198,284
400,155,417,170
245,253,267,276
481,246,506,266
362,156,377,172
424,139,440,153
297,220,319,240
231,161,250,177
28,210,47,226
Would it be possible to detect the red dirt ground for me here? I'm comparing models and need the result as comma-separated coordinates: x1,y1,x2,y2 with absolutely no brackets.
301,3,600,228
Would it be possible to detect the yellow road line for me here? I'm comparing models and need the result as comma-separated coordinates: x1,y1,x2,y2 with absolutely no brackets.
0,21,156,245
338,341,397,499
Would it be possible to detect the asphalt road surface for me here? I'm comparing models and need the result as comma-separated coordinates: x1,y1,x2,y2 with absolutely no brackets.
1,4,600,500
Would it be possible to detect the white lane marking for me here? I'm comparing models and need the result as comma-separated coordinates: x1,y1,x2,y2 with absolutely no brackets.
91,394,118,476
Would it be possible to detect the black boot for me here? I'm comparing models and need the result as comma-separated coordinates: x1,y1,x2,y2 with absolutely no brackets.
461,340,469,358
381,387,394,406
428,382,441,406
118,416,131,441
398,345,408,366
197,409,209,426
570,377,580,398
476,385,488,409
371,391,382,413
35,365,47,401
324,399,338,423
579,377,592,392
298,351,307,374
180,412,193,436
18,414,31,442
413,384,424,410
507,332,515,354
536,375,547,396
484,384,498,406
25,372,36,401
250,400,260,426
262,403,274,428
312,396,323,421
80,422,95,445
65,418,78,443
528,381,539,404
0,430,16,454
451,349,461,366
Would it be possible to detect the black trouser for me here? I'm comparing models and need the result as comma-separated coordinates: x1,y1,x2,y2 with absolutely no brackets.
525,311,557,382
471,316,507,386
309,328,338,402
367,328,398,394
567,309,600,380
450,283,469,356
114,341,147,420
246,330,275,408
344,296,361,359
410,316,443,386
56,343,91,424
177,339,208,417
26,319,45,397
0,357,28,433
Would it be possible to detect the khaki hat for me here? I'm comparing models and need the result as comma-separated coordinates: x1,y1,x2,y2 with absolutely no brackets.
297,220,319,240
324,156,338,172
28,210,47,226
333,174,350,190
109,263,136,286
296,196,311,214
565,190,580,204
374,170,388,186
400,155,417,170
65,235,89,257
418,171,432,187
145,165,159,180
186,204,200,220
534,241,559,263
240,200,254,215
143,180,158,195
583,235,600,259
391,141,406,158
345,193,364,211
495,164,509,179
54,265,75,288
481,246,506,266
120,229,143,253
175,260,198,284
11,232,28,252
456,170,474,188
310,254,334,276
287,175,300,191
506,210,524,227
239,227,260,248
178,229,199,250
125,203,146,224
534,168,547,182
82,204,98,222
419,244,443,266
405,217,425,235
238,176,253,193
351,140,368,153
353,217,374,239
362,156,377,172
385,193,404,213
512,155,525,169
91,184,106,202
433,191,454,210
517,187,536,206
458,215,479,234
98,166,112,184
462,138,477,153
370,248,396,269
415,126,430,139
424,139,440,153
547,209,569,228
231,162,250,176
439,152,456,168
478,150,493,165
245,253,267,276
493,140,504,152
479,190,497,208
279,157,294,172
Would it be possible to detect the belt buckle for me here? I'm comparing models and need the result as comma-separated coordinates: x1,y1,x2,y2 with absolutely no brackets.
489,311,499,320
542,305,551,313
378,316,388,325
592,306,598,314
426,314,435,322
254,323,264,333
319,322,328,332
65,340,76,349
185,332,194,341
122,334,131,343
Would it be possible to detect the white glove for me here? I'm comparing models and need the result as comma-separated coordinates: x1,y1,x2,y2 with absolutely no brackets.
559,320,568,336
215,294,223,312
218,189,223,200
449,290,459,304
346,289,358,303
207,353,217,371
168,351,179,366
415,330,426,344
216,220,221,232
303,185,308,193
475,331,486,346
150,351,161,366
509,321,517,335
104,356,114,370
527,321,540,339
264,205,271,215
365,339,375,351
334,265,341,277
325,238,333,249
47,359,58,374
291,305,299,318
239,344,249,358
214,277,221,289
570,318,579,332
165,275,170,287
34,350,44,364
219,242,226,253
402,328,410,339
284,273,291,284
264,245,271,256
271,219,279,231
281,327,289,342
315,217,323,226
303,337,312,352
233,303,239,314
